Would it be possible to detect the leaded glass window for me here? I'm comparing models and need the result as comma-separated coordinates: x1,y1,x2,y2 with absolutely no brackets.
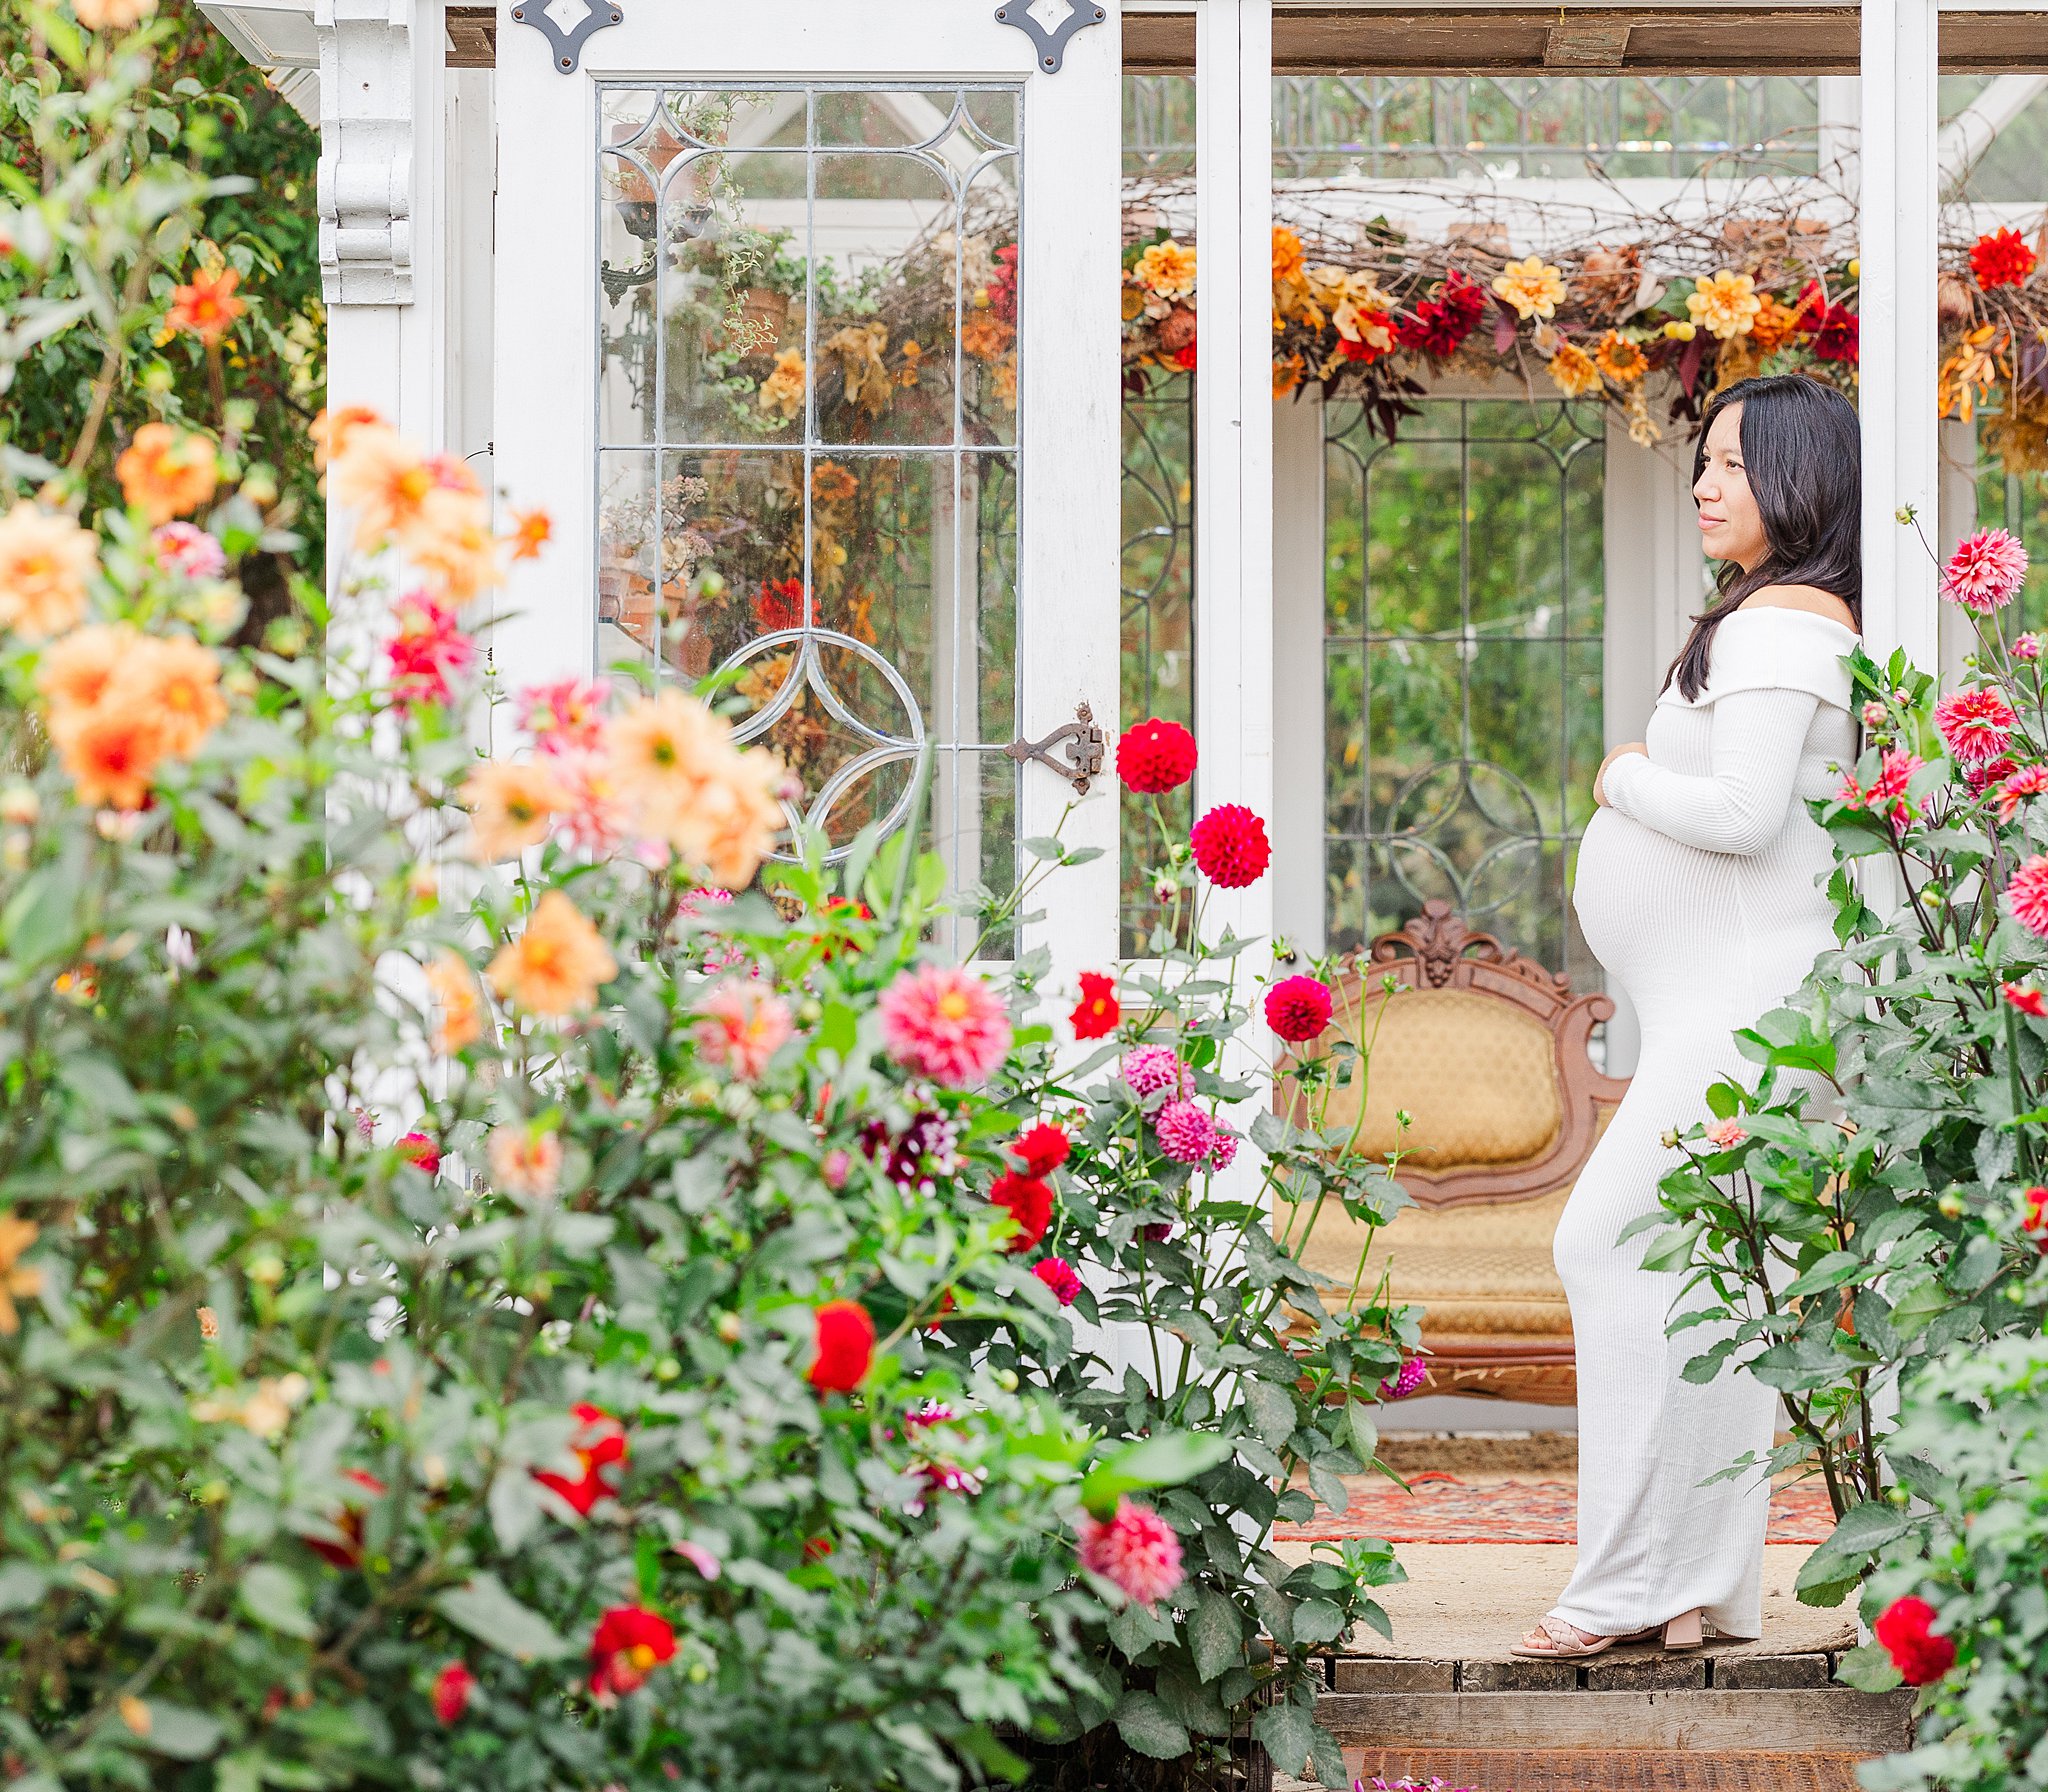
594,85,1024,932
1323,398,1605,992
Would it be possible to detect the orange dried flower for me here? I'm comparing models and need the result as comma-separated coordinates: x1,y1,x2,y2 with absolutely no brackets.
1593,330,1648,385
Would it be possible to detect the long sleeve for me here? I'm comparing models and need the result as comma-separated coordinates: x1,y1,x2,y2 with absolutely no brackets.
1602,685,1822,855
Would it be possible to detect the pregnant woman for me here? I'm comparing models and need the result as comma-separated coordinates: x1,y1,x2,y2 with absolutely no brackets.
1513,374,1862,1660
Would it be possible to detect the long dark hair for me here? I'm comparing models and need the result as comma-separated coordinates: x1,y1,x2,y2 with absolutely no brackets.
1663,374,1862,701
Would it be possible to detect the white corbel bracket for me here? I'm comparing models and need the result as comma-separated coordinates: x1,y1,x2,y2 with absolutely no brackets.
317,0,414,305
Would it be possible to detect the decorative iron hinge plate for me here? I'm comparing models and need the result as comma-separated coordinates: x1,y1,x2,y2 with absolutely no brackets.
509,0,622,73
1006,701,1107,797
993,0,1108,73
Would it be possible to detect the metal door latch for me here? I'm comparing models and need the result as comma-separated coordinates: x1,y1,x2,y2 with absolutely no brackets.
1006,700,1106,796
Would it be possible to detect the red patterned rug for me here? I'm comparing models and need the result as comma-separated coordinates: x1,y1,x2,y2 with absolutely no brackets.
1274,1473,1836,1545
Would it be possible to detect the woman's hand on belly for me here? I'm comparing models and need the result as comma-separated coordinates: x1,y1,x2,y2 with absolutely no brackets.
1593,742,1647,807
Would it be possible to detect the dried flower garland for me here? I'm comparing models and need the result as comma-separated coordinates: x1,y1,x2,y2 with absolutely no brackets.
1120,188,2048,470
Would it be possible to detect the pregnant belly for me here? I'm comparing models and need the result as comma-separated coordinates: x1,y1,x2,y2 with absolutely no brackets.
1570,804,1710,978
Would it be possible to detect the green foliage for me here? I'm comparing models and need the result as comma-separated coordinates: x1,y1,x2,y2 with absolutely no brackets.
0,1,323,569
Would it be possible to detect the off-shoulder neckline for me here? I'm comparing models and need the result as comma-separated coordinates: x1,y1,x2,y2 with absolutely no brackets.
1723,605,1860,638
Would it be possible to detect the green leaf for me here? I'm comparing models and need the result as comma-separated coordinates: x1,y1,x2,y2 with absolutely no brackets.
1080,1431,1233,1519
1292,1596,1346,1645
1781,1251,1864,1299
1346,1400,1379,1466
1834,1639,1905,1693
238,1563,316,1639
1253,1701,1315,1777
133,1703,224,1760
1245,1377,1296,1448
1186,1588,1244,1683
434,1574,575,1662
1113,1692,1190,1759
1794,1503,1920,1604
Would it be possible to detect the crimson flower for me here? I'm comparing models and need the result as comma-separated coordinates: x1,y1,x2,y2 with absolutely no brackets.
587,1604,677,1702
1934,686,2019,764
432,1661,476,1725
1379,1359,1428,1400
1966,755,2018,792
1070,970,1121,1040
754,577,806,632
1117,717,1198,793
1011,1123,1071,1177
809,1300,875,1392
2003,982,2047,1018
396,1130,441,1176
531,1403,627,1517
1971,226,2038,291
304,1468,387,1569
988,243,1019,324
1190,804,1271,888
1873,1595,1955,1686
1812,304,1859,365
1264,975,1334,1043
990,1172,1054,1252
1076,1498,1184,1609
383,590,476,714
1033,1256,1083,1306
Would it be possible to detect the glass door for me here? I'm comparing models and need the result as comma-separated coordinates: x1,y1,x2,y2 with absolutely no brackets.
492,1,1122,971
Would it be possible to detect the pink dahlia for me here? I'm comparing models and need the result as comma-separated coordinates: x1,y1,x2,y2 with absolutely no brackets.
2016,632,2043,662
1967,756,2019,794
1076,1497,1184,1608
1379,1358,1428,1400
693,980,795,1080
1703,1118,1748,1149
1999,764,2048,823
1121,1045,1192,1101
384,590,477,714
1033,1256,1083,1306
150,520,226,581
878,964,1012,1086
1208,1126,1239,1171
1154,1099,1217,1165
1840,749,1925,834
517,677,609,756
2007,853,2048,939
1264,974,1335,1043
1942,528,2030,612
1935,687,2019,764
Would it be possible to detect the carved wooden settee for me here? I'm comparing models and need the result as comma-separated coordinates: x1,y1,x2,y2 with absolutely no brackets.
1281,899,1629,1406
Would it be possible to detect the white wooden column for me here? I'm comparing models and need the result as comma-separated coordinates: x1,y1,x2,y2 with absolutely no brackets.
1193,0,1275,956
1271,393,1326,956
1858,0,1942,674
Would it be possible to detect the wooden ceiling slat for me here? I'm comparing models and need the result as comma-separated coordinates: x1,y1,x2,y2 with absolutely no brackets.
1124,8,2048,74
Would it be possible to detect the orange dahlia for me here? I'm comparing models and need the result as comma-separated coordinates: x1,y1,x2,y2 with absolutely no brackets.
166,265,247,345
116,425,218,526
486,889,618,1017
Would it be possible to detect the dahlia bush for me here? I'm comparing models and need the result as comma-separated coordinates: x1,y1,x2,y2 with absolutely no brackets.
945,717,1420,1787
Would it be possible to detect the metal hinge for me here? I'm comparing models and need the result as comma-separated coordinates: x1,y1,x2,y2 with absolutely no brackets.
1006,700,1106,797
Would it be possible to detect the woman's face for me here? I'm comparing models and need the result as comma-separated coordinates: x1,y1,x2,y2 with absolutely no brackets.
1693,402,1770,572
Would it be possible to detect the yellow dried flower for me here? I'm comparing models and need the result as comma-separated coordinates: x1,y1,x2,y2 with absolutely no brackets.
1685,270,1763,340
1546,341,1604,398
1135,239,1197,300
1491,256,1566,321
1594,330,1648,385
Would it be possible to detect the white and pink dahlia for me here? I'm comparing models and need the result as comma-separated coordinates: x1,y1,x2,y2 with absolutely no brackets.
2007,854,2048,940
1935,687,2019,764
1942,528,2030,612
1076,1498,1184,1609
1999,764,2048,824
693,980,795,1080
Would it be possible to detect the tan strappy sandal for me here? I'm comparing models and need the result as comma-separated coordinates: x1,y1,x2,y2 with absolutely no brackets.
1510,1607,1706,1659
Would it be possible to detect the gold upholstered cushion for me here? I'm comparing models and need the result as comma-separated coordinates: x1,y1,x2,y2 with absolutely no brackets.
1322,988,1563,1169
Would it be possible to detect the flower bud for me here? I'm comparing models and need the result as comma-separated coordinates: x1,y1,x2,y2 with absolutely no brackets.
1938,1190,1966,1218
716,1310,743,1343
0,783,39,826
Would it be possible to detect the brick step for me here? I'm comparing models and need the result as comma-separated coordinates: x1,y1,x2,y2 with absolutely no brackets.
1315,1687,1914,1755
1307,1750,1877,1791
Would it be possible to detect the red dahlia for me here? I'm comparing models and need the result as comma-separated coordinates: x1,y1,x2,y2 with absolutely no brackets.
1033,1256,1083,1306
587,1604,677,1702
2003,982,2048,1019
1264,974,1335,1043
433,1661,476,1725
1070,969,1121,1040
396,1130,441,1175
990,1171,1054,1252
1971,226,2038,292
1873,1595,1956,1686
809,1300,875,1393
532,1402,627,1516
1117,717,1198,793
2024,1184,2048,1248
1813,304,1859,365
1190,804,1271,888
304,1468,387,1568
1011,1122,1071,1177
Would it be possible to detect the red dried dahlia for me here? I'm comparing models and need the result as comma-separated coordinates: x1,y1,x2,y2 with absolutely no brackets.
1971,226,2038,291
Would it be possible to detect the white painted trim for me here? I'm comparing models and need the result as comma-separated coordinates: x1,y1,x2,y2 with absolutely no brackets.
1272,392,1327,958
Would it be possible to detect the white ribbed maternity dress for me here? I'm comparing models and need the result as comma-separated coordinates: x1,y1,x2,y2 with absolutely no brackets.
1554,605,1859,1640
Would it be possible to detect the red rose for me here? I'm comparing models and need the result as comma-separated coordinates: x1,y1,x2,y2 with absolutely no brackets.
1971,226,2038,292
990,1172,1054,1253
304,1468,387,1568
809,1299,875,1392
396,1130,441,1175
1873,1595,1956,1686
1011,1123,1071,1177
1033,1256,1083,1306
1190,804,1271,889
1070,970,1121,1040
432,1661,476,1725
587,1603,677,1702
1264,974,1334,1043
2024,1185,2048,1250
532,1402,627,1517
1117,718,1198,794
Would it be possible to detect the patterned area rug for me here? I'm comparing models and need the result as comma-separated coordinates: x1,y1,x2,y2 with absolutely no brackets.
1274,1473,1836,1545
